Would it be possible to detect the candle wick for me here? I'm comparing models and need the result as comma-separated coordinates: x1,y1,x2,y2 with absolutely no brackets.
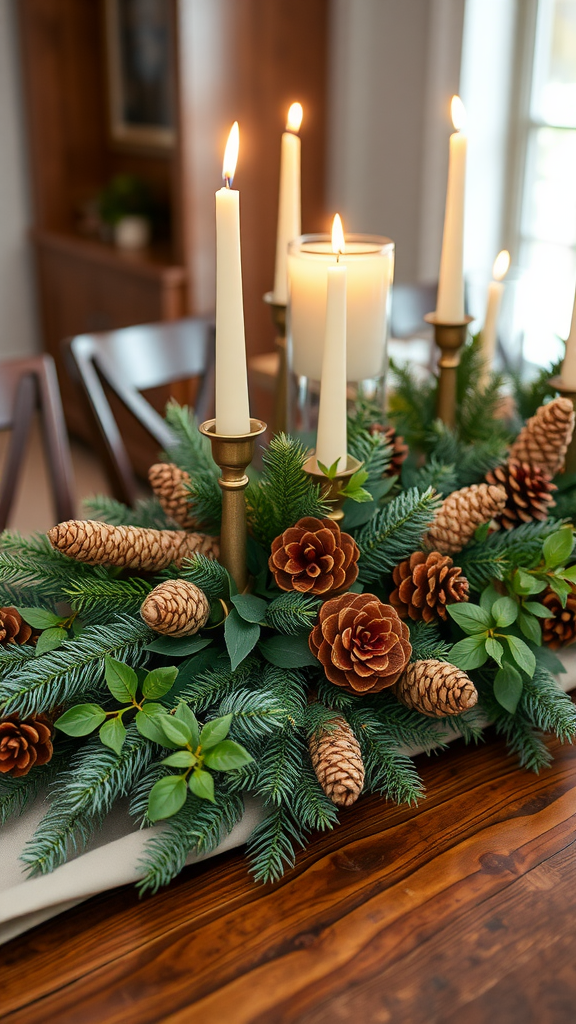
336,253,340,264
224,176,231,189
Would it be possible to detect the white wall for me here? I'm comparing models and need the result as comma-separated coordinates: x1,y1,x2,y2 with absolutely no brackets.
0,0,37,359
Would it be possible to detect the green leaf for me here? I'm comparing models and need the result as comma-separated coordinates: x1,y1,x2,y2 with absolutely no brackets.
474,522,490,543
105,656,138,703
142,666,179,700
549,576,573,607
480,584,501,613
16,607,63,629
543,527,574,569
494,664,523,714
55,703,106,736
502,634,536,677
145,636,212,658
188,770,215,802
147,775,188,821
230,593,268,623
535,645,566,675
523,601,551,618
446,603,491,635
518,611,542,645
513,569,547,595
259,632,318,668
203,739,253,771
561,564,576,583
317,458,341,480
491,596,518,628
135,704,177,746
448,635,488,670
157,715,192,747
161,750,197,767
485,637,504,666
174,703,200,750
199,714,232,751
99,716,127,756
224,609,260,671
35,626,67,656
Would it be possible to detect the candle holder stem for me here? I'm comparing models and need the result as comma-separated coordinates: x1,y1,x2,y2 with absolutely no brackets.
549,376,576,474
199,418,267,592
264,292,287,435
303,454,363,521
424,313,473,428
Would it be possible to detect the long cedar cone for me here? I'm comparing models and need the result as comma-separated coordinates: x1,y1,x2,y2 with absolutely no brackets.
541,585,576,649
426,483,507,554
390,551,469,623
148,463,198,530
509,396,575,477
309,715,365,807
48,520,219,571
0,712,53,777
486,459,556,530
141,580,210,636
395,659,478,717
368,423,409,476
0,607,35,646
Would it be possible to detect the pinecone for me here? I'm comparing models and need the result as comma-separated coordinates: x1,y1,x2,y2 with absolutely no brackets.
309,716,365,807
395,659,478,717
486,460,556,530
390,551,469,623
541,586,576,649
0,607,35,646
148,463,198,530
140,580,210,636
426,483,507,554
48,521,219,571
369,423,409,476
509,396,575,476
269,516,359,596
309,592,411,694
0,712,53,777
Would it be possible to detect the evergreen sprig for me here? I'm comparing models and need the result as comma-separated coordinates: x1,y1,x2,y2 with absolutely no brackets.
64,571,152,622
82,496,173,530
459,518,566,591
246,434,329,547
247,803,307,884
161,402,222,530
265,592,321,635
180,554,229,601
356,487,440,584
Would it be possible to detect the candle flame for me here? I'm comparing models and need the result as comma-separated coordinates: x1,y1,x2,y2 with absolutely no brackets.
222,122,239,185
286,102,303,133
492,249,510,281
331,214,345,256
451,95,466,132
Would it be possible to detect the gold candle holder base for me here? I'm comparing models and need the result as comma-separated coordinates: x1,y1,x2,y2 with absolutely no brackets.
424,313,474,428
199,418,267,592
303,453,363,522
550,376,576,474
264,291,287,435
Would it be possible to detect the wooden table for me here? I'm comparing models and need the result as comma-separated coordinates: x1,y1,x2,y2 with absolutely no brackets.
3,723,576,1024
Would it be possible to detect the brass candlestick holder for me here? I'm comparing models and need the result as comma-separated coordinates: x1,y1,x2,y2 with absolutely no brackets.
263,291,287,435
303,453,363,522
424,312,474,428
549,375,576,474
199,418,267,592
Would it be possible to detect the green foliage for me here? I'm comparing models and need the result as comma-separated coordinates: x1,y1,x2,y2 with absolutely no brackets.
426,422,507,488
63,570,152,622
520,668,576,741
180,554,229,601
402,455,458,498
476,674,553,773
407,621,452,662
247,803,307,884
246,433,329,548
387,360,437,450
510,355,563,421
347,705,425,804
82,495,173,530
356,487,441,584
0,532,94,606
458,518,566,591
265,592,321,635
161,402,222,530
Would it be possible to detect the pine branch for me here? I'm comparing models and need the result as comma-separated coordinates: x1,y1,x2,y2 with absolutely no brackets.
265,592,321,635
180,554,229,601
387,361,437,450
401,455,458,498
81,495,174,530
254,727,307,806
348,707,425,804
427,422,507,488
0,532,94,605
0,737,77,825
459,518,566,591
477,677,553,772
407,621,453,662
290,760,339,832
218,687,289,742
247,803,307,884
176,658,259,713
510,356,563,422
161,402,222,531
520,669,576,742
246,434,329,548
63,571,152,622
356,487,441,584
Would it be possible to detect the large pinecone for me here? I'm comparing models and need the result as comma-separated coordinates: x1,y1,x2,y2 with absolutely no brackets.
140,580,210,636
148,463,197,530
390,551,469,623
0,713,53,777
309,592,411,694
49,521,219,571
426,483,507,554
509,396,575,477
309,716,365,807
269,517,359,596
0,607,35,646
369,423,409,476
541,586,576,649
486,460,556,530
395,659,478,717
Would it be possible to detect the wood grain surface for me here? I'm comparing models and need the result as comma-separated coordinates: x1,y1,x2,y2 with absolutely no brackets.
3,722,576,1024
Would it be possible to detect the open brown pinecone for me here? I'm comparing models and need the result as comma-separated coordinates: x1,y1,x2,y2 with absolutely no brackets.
49,521,219,571
148,463,197,530
426,483,507,554
541,586,576,648
140,580,210,636
0,607,35,646
309,716,365,807
486,460,556,530
309,592,411,694
395,659,478,717
269,516,359,596
390,551,469,623
368,423,409,476
508,396,575,477
0,712,53,777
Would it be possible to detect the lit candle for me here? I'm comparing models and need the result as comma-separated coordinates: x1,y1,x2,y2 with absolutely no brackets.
273,102,302,305
215,122,250,435
480,249,510,385
315,215,348,472
561,284,576,389
436,96,468,323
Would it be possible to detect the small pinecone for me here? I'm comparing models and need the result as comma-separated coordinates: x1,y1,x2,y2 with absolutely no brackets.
0,712,53,777
369,423,409,476
395,659,478,717
140,580,210,636
486,460,556,530
48,521,219,571
0,607,35,646
390,551,469,623
309,716,365,807
148,463,197,530
509,396,575,476
541,586,576,649
426,483,507,554
269,516,359,596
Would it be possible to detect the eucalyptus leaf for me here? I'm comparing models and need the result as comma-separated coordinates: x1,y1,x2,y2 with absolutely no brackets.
523,601,551,618
145,635,212,658
135,704,178,746
491,596,518,628
502,634,536,677
518,611,542,645
55,703,106,736
174,702,200,750
224,609,260,671
485,637,504,666
157,715,192,747
543,527,574,569
161,750,197,768
147,775,188,821
16,607,63,629
230,592,268,624
549,576,573,607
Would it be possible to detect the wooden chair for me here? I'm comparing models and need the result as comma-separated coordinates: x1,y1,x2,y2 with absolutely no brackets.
0,354,75,529
65,318,215,507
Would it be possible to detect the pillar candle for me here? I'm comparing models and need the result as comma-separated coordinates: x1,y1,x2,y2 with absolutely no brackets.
480,249,510,385
315,215,348,472
436,96,468,323
273,102,302,305
562,284,576,389
215,122,250,435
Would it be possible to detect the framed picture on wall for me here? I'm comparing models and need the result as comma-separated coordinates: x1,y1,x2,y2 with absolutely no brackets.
105,0,176,150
